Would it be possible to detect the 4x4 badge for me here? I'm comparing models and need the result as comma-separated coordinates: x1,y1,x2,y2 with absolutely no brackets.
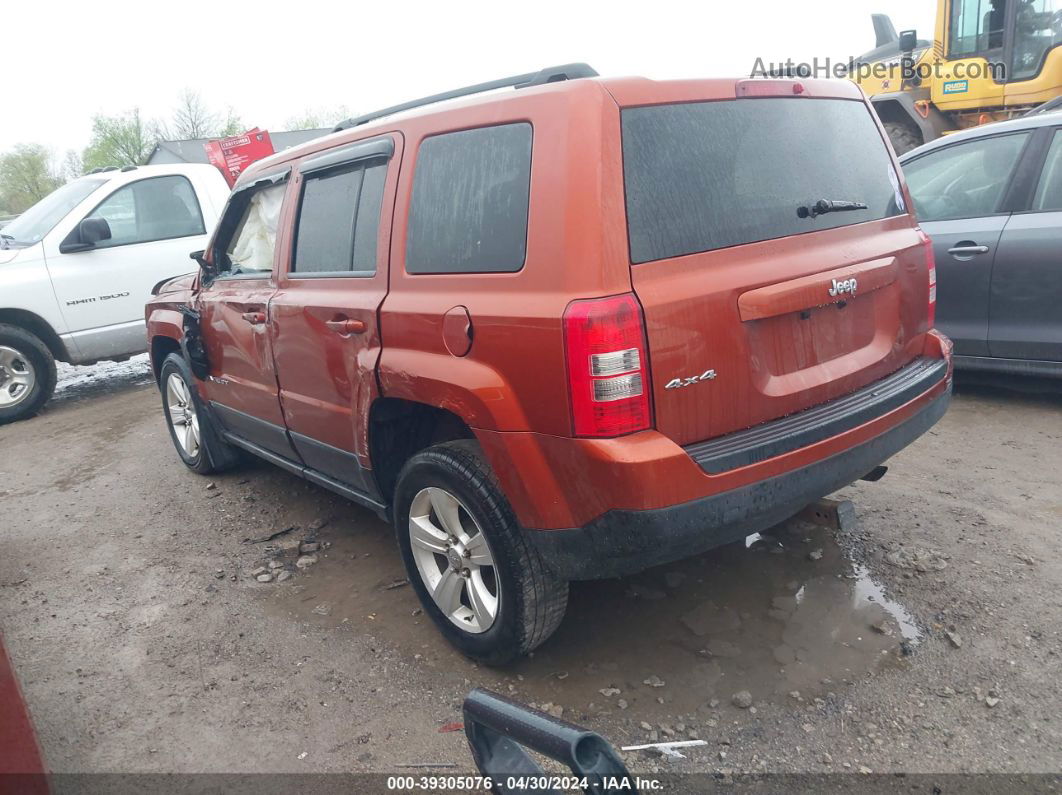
665,369,717,389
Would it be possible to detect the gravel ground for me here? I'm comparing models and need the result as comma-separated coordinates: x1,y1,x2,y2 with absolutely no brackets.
0,360,1060,784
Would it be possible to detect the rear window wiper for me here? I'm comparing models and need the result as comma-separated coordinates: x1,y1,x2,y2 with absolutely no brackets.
797,199,868,219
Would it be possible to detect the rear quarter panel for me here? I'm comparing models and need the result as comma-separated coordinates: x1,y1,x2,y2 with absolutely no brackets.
378,81,634,435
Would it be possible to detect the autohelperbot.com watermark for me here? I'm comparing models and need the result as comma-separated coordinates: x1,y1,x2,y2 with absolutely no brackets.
750,56,1007,82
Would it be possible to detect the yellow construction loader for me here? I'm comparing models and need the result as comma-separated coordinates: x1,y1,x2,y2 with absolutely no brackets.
850,1,1062,153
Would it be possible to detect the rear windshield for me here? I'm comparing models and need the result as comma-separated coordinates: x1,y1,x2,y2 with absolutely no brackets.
622,98,906,264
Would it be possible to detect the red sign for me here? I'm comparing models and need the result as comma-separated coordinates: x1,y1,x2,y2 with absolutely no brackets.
204,128,275,187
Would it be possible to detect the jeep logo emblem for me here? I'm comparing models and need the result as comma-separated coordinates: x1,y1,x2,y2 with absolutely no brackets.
828,277,857,298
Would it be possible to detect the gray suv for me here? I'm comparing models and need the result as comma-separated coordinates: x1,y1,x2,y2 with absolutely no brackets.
900,113,1062,378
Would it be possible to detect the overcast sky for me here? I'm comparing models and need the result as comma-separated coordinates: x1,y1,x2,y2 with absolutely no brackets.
2,0,935,158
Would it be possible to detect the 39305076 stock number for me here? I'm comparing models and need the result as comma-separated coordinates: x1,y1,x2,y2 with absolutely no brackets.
387,775,601,791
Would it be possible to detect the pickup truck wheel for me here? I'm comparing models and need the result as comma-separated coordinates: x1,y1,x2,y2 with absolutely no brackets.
0,324,57,426
394,440,568,665
159,353,240,474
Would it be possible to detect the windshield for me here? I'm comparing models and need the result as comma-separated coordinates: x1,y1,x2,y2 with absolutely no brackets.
621,98,906,264
1,178,107,248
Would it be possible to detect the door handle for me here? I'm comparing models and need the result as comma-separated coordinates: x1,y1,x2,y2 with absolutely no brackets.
241,311,266,325
947,244,990,257
325,318,367,335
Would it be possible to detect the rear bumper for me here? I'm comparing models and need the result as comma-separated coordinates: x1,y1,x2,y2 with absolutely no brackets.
523,379,951,581
684,357,948,474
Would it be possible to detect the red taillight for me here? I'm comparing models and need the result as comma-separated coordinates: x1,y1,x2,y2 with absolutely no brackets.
919,229,937,329
563,294,652,438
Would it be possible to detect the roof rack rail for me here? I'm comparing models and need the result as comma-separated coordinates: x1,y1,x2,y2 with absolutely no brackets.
333,63,598,132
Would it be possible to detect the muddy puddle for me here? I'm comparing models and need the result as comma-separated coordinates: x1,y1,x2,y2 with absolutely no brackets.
263,507,920,720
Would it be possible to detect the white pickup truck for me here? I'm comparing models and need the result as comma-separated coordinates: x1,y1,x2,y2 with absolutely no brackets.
0,163,230,423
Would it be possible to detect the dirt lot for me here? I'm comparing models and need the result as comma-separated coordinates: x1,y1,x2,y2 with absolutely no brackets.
1,357,1060,782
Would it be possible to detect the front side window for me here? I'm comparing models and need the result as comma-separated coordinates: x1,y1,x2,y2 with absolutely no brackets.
1031,128,1062,211
1011,0,1062,79
406,123,532,274
949,0,1005,57
903,133,1028,221
217,183,286,276
622,98,906,264
87,175,205,248
292,160,387,276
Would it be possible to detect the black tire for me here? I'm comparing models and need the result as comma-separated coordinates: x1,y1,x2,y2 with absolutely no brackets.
883,119,924,156
394,440,568,665
0,324,57,426
158,353,240,475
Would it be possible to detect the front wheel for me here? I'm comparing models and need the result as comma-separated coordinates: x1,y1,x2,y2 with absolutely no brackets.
159,353,240,474
0,324,57,425
394,440,568,665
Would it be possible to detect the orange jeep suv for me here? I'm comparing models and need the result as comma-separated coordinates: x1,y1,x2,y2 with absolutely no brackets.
146,65,952,664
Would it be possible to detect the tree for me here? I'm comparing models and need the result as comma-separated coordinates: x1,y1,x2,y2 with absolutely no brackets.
218,107,245,138
59,150,83,182
172,89,220,139
0,144,62,213
82,109,159,170
284,105,353,130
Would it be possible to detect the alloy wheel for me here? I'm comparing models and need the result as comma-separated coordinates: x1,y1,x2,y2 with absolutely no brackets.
0,346,36,409
166,373,201,458
408,486,500,634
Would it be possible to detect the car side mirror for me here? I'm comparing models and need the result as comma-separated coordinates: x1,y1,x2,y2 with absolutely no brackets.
899,29,918,53
59,217,112,253
190,248,215,278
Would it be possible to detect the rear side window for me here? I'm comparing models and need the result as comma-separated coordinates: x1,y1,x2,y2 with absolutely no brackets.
353,163,387,271
406,123,532,274
293,161,387,276
622,98,906,264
